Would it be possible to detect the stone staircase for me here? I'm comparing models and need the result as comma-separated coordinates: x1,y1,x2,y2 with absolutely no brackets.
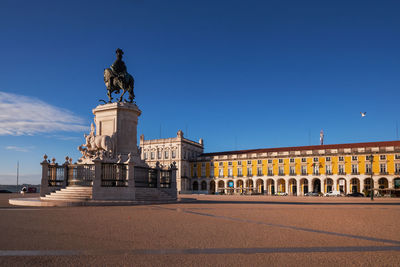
41,186,93,202
135,188,177,202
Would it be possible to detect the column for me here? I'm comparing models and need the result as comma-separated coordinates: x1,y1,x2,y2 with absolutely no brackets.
263,179,268,195
346,179,351,194
360,179,364,194
40,155,50,197
285,179,289,194
215,179,219,194
296,179,300,196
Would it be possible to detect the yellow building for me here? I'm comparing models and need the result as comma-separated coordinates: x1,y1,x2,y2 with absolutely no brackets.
190,141,400,196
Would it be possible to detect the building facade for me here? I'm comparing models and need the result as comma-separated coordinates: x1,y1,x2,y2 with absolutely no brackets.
190,141,400,196
140,130,203,193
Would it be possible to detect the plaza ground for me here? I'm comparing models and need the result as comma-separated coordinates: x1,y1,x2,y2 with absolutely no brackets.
0,194,399,266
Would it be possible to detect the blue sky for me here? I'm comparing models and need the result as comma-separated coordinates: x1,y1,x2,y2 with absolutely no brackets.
0,0,399,184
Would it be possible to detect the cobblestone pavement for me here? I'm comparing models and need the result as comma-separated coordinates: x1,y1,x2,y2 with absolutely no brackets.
1,193,399,266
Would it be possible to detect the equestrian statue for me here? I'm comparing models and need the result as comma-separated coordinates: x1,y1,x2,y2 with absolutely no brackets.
103,48,135,103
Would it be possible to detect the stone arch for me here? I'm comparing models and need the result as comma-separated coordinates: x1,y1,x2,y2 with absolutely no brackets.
312,178,321,193
350,178,360,193
246,179,254,194
325,178,333,192
192,181,198,191
210,180,216,194
236,179,244,194
289,178,297,196
378,177,388,189
218,180,225,189
394,177,400,189
277,178,286,193
201,180,207,191
266,179,275,195
256,179,264,194
337,177,347,194
300,178,309,195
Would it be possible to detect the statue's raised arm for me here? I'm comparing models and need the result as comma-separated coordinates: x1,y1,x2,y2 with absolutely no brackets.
103,48,135,103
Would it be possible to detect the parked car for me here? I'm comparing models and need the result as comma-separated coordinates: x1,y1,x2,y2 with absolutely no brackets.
275,192,288,196
304,192,319,196
0,190,12,193
346,192,364,197
324,190,342,197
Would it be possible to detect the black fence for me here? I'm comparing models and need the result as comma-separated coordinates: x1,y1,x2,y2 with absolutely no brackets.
101,164,128,187
68,165,95,186
160,170,171,188
134,166,157,188
48,165,65,187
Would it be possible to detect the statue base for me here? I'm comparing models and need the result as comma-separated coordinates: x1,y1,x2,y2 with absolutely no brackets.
78,102,144,165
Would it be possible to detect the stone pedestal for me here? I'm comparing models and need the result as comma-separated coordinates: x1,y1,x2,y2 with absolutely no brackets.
93,102,142,162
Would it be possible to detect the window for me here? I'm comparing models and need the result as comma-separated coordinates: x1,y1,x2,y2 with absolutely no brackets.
396,154,400,160
366,155,372,161
247,161,252,165
301,158,306,162
380,155,386,160
268,159,272,164
352,156,358,161
144,152,148,160
201,163,205,167
247,167,252,176
351,164,358,174
183,151,186,159
193,167,197,178
257,160,262,165
313,164,319,175
268,167,273,176
228,168,233,177
164,151,169,159
313,157,318,162
172,150,176,158
158,150,162,159
219,162,223,166
219,168,223,177
257,167,262,176
326,157,331,162
339,156,344,161
210,167,214,177
338,165,345,174
201,166,206,177
194,163,197,167
278,166,284,175
301,165,307,175
380,164,387,174
278,159,283,163
326,165,332,175
237,167,243,177
228,161,232,166
289,166,295,175
210,162,214,166
238,161,242,165
290,158,295,163
151,151,155,160
395,163,400,174
365,163,372,174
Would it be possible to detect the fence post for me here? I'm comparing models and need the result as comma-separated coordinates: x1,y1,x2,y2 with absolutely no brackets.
126,153,135,188
171,161,177,192
40,155,50,197
156,161,161,188
63,156,69,188
92,159,102,200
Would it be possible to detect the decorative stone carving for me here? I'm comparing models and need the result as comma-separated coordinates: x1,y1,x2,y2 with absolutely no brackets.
78,123,116,162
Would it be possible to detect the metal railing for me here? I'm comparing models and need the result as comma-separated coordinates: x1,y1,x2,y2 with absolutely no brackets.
101,164,128,187
48,165,65,187
134,166,157,188
68,164,95,186
160,170,171,188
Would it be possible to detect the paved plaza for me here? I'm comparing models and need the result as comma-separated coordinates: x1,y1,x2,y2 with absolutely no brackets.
1,194,400,266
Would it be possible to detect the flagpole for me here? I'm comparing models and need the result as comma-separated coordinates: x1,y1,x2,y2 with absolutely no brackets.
17,161,19,187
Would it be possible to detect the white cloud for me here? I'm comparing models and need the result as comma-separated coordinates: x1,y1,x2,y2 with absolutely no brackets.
5,146,35,152
0,91,87,136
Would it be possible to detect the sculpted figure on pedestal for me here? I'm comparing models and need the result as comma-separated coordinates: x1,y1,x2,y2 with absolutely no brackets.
78,123,116,161
103,48,135,103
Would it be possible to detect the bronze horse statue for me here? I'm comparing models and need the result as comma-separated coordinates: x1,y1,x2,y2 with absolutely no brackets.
103,49,135,103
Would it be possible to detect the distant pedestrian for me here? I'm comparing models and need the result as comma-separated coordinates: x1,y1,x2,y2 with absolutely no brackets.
21,187,27,194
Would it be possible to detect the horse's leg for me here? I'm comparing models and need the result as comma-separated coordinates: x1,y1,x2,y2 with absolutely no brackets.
118,89,126,102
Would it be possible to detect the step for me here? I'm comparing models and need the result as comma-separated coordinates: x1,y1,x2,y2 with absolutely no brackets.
43,195,91,200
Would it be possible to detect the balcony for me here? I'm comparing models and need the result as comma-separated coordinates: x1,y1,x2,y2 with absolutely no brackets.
278,172,284,176
325,171,332,175
237,174,243,177
351,172,360,175
380,172,388,175
257,173,263,176
395,171,400,175
338,171,346,175
313,172,320,176
365,171,372,175
268,173,274,176
247,174,253,177
301,171,307,175
289,172,296,176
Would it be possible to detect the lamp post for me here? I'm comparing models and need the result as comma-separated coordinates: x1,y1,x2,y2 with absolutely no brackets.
370,154,374,201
